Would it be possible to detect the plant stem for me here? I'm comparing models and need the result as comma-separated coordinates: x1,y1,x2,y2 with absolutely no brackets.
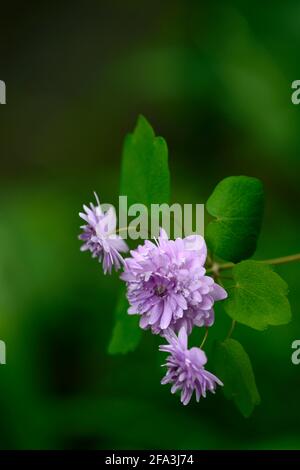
258,253,300,266
115,226,135,234
115,226,152,238
226,320,236,339
200,328,209,349
206,253,300,274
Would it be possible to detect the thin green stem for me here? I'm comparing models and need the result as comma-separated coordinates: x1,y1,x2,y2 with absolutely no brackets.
206,253,300,274
200,327,209,349
115,226,135,234
226,320,236,339
115,226,153,238
258,253,300,266
206,253,214,268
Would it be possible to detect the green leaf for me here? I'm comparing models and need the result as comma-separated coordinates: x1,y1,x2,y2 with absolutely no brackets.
224,260,291,330
206,176,264,262
214,338,260,417
120,115,170,208
110,116,170,354
108,288,142,355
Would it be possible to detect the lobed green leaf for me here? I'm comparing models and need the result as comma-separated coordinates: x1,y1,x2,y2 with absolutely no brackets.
214,338,260,417
108,287,142,355
224,260,291,330
120,115,170,208
206,176,264,262
110,116,170,354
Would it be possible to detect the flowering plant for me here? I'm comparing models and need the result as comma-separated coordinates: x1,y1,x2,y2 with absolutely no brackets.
79,116,299,416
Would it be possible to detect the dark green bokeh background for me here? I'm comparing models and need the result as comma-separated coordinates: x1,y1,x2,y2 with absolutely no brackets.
1,1,300,449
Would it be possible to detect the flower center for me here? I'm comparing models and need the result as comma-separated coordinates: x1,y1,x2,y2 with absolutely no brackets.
155,284,167,297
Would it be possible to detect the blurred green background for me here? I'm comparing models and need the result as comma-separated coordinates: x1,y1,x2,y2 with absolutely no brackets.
1,0,300,449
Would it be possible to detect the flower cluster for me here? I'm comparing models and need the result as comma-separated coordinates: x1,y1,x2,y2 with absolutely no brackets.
160,328,223,405
79,194,227,405
79,194,129,274
121,229,227,335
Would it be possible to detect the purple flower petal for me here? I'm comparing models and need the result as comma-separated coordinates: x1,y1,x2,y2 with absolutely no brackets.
121,228,227,334
79,193,128,274
159,328,222,405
